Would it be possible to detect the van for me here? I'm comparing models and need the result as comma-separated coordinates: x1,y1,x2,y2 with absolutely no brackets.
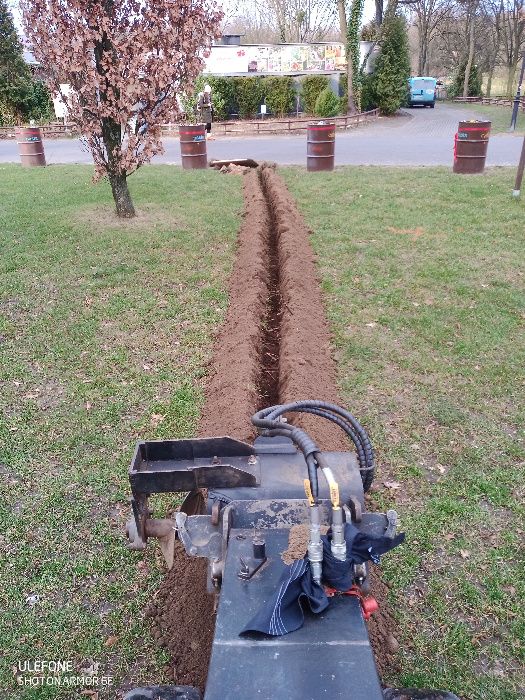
408,77,437,108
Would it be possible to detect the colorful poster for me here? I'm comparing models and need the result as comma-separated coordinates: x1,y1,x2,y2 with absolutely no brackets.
203,43,347,75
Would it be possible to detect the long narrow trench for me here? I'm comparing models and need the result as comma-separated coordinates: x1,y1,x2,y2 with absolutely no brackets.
257,168,282,409
147,164,397,694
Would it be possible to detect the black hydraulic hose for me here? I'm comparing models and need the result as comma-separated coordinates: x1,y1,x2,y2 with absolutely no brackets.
252,400,375,492
283,406,372,469
262,426,320,498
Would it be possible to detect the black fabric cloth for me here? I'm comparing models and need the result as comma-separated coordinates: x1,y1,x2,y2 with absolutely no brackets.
321,522,405,592
241,522,405,637
241,558,328,636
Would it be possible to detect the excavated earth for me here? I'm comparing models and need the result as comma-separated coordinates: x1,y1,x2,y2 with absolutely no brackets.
146,164,399,692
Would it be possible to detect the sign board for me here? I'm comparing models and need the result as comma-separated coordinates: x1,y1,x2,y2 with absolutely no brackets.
203,43,348,75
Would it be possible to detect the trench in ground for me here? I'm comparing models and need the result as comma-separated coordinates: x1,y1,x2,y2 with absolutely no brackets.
145,165,397,694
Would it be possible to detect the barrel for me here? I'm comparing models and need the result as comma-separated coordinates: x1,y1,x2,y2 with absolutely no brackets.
179,124,207,169
453,120,491,174
307,121,335,172
16,127,46,167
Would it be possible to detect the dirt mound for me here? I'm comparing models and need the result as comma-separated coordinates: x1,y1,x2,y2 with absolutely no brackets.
145,542,215,692
260,166,346,451
197,167,271,442
147,169,273,690
146,163,398,689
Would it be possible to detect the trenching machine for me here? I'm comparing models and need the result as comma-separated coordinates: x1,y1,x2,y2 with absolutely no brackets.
124,401,458,700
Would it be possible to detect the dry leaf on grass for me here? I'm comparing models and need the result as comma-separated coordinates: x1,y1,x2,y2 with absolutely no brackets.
383,481,401,490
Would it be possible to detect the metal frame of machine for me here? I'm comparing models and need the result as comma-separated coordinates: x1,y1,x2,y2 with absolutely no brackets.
124,402,459,700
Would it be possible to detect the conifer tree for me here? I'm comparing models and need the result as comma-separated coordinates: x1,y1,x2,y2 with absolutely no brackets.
0,0,32,123
372,14,410,116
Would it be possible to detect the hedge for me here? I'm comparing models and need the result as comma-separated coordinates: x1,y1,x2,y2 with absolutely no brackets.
262,76,295,117
186,74,353,120
300,75,330,115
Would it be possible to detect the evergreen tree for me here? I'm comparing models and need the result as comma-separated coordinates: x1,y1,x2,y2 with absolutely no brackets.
0,0,32,123
451,60,482,98
371,14,410,116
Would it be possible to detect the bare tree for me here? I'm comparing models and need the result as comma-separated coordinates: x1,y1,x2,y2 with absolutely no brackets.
499,0,525,95
462,0,480,96
411,0,451,74
479,0,503,95
227,0,337,43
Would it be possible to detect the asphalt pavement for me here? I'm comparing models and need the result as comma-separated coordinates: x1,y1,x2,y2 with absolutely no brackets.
1,103,522,167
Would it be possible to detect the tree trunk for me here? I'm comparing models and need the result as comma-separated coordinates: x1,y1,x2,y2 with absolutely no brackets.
109,171,136,218
486,66,494,97
338,0,357,115
375,0,383,26
506,64,516,98
463,15,475,98
418,25,428,76
101,117,136,218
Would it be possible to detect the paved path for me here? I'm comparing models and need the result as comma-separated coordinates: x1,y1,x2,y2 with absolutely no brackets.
1,103,522,166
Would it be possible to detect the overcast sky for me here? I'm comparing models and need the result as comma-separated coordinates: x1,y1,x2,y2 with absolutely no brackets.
11,0,377,38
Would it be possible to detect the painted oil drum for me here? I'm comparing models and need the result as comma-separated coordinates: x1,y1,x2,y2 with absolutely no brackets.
307,122,335,172
16,127,46,167
179,123,207,169
453,120,491,174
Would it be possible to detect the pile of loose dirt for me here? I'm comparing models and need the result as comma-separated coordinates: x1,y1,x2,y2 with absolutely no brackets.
197,167,271,442
147,169,273,690
281,523,329,564
259,166,347,452
367,568,402,678
147,162,399,691
145,542,215,692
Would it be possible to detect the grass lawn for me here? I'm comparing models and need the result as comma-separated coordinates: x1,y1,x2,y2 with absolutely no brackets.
446,100,525,135
284,167,525,700
0,165,242,698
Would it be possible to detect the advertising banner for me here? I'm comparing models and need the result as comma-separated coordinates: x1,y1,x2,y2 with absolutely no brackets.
204,43,347,75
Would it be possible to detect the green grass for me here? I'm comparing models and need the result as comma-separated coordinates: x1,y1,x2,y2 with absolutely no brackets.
284,167,525,700
0,165,243,698
446,100,525,134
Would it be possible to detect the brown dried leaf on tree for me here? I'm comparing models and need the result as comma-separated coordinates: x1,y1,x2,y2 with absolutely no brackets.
20,0,223,217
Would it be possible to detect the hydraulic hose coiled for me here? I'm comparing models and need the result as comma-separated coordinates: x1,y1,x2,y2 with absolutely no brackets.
252,400,375,494
252,401,375,584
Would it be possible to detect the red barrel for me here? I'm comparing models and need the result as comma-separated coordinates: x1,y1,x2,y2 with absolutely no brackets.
307,122,335,172
16,127,46,167
453,120,491,174
179,123,207,169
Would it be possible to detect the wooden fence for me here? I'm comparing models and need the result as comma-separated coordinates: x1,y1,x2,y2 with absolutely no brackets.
453,96,525,111
162,109,380,136
0,109,380,140
0,123,78,140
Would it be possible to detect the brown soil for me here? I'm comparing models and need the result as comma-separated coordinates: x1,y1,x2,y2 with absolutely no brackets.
147,163,398,690
281,523,329,564
145,542,215,691
75,203,183,231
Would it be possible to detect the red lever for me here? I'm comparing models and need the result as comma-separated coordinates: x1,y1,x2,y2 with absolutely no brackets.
323,584,379,620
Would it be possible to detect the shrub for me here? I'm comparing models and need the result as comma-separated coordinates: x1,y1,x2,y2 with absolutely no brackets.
263,76,295,117
360,73,377,111
449,61,482,98
371,14,410,115
235,76,264,119
300,75,329,114
206,76,236,120
314,87,340,117
26,81,54,122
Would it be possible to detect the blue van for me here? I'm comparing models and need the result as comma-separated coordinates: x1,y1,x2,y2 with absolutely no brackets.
408,77,437,107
